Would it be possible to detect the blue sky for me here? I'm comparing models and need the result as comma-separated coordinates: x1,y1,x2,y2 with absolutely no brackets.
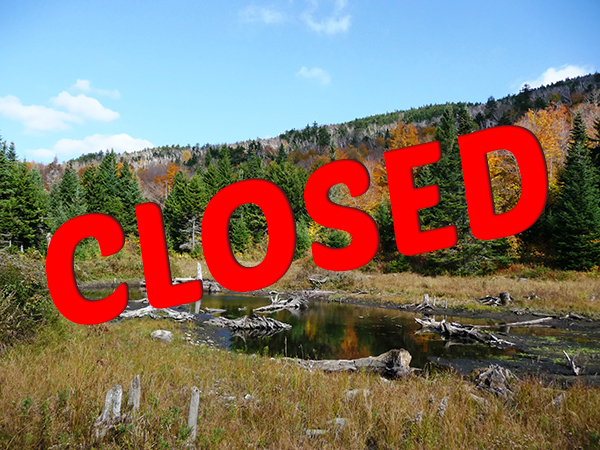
1,0,599,162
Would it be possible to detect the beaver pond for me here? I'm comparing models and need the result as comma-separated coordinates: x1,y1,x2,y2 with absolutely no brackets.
85,288,600,381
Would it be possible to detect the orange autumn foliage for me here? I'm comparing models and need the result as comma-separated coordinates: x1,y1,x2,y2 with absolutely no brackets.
516,104,570,187
388,122,420,150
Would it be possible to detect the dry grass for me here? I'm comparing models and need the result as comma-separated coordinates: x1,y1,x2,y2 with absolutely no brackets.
72,249,600,316
0,318,599,449
272,257,600,316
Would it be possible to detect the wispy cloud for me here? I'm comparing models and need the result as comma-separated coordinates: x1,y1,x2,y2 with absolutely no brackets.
297,66,331,85
51,92,120,122
521,65,593,89
0,95,80,132
0,81,120,133
239,5,286,24
25,133,153,161
71,79,121,99
301,0,351,35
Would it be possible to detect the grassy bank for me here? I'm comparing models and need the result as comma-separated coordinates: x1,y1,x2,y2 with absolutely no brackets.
71,248,600,316
0,317,599,449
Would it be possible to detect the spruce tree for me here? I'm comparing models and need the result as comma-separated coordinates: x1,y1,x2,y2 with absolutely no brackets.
11,162,48,249
552,112,600,270
116,160,144,235
163,171,189,250
203,161,222,199
49,164,86,232
419,105,509,274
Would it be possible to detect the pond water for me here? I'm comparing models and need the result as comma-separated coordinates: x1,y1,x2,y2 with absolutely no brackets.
83,287,600,374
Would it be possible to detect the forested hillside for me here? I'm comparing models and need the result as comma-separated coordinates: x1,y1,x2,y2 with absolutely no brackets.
2,73,600,274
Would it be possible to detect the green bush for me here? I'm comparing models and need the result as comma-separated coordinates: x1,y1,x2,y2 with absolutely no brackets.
0,253,57,348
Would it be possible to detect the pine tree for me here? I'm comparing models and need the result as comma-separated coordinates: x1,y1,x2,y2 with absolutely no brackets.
276,144,287,164
81,165,104,213
266,161,309,222
419,105,509,274
163,171,189,250
179,174,207,253
11,162,48,249
49,164,86,232
552,113,600,270
230,218,250,253
203,162,222,200
116,160,144,235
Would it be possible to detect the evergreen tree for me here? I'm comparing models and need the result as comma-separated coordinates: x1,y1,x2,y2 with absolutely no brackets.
266,161,309,222
163,171,189,250
49,164,86,232
276,144,287,164
552,112,600,270
230,218,250,253
374,198,395,253
217,150,235,189
10,162,48,249
81,165,104,213
116,160,144,235
419,105,509,274
180,173,207,252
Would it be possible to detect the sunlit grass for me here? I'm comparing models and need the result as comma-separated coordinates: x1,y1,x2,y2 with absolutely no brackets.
0,318,599,449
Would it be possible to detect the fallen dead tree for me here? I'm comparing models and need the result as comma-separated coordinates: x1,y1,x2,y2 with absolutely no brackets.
292,349,413,379
253,292,308,313
563,350,582,376
474,365,516,398
119,305,196,322
415,317,515,348
478,292,514,306
208,314,291,339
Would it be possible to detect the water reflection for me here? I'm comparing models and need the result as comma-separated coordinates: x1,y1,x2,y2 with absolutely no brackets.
83,289,598,370
192,294,508,367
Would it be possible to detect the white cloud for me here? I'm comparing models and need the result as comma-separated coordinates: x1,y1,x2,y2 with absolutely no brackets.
301,0,351,35
297,66,331,85
72,79,120,99
26,133,153,161
240,5,286,24
73,79,91,92
51,91,120,122
522,65,592,89
0,95,80,132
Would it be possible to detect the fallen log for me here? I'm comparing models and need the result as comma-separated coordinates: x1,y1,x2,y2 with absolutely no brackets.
208,314,291,339
119,305,196,322
309,277,329,289
478,292,513,306
253,292,308,313
415,317,515,348
472,317,553,329
291,349,413,380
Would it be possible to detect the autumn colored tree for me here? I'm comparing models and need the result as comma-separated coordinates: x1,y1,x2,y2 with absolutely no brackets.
154,162,182,199
516,104,570,187
387,122,419,150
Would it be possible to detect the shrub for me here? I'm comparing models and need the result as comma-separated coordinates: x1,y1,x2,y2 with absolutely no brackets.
0,253,57,348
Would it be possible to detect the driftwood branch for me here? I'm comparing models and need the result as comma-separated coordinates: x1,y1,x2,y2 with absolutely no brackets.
292,349,413,379
208,314,291,339
253,292,308,313
309,277,329,289
415,317,515,348
563,350,582,376
119,305,196,322
478,292,514,306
